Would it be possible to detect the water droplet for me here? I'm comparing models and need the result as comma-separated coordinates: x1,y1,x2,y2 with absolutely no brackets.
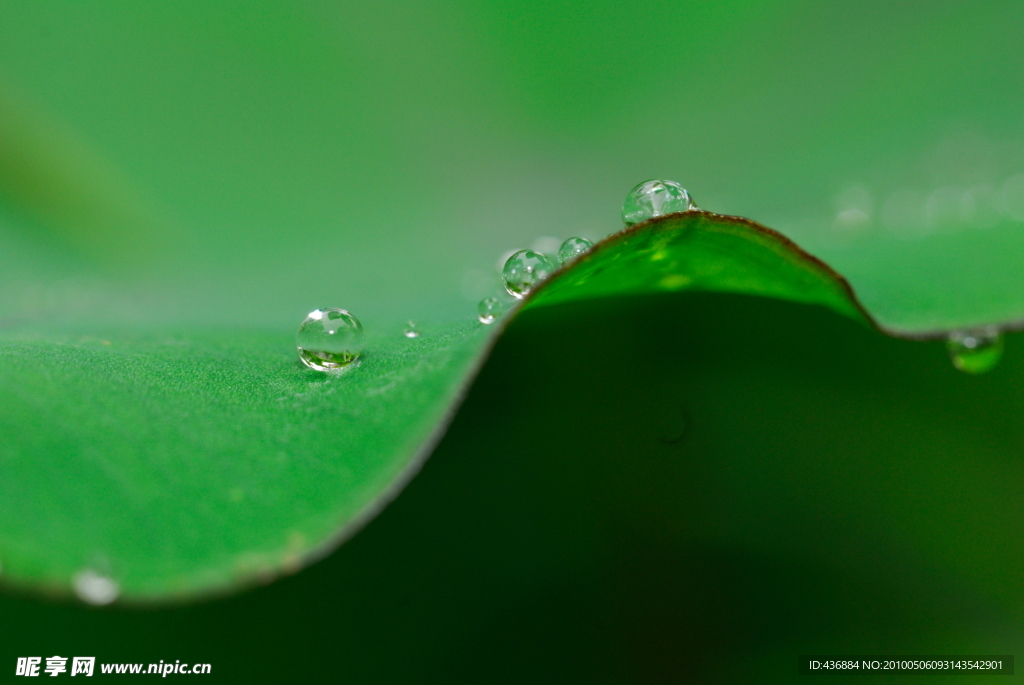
947,328,1004,374
622,180,696,226
297,308,364,371
502,250,556,299
558,237,593,264
477,296,507,324
403,321,420,338
73,569,120,605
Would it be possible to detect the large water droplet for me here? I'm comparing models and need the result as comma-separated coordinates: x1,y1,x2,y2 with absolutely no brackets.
502,250,556,299
403,321,420,338
477,296,507,324
558,237,593,264
622,180,696,226
947,328,1003,374
73,569,120,605
297,308,364,371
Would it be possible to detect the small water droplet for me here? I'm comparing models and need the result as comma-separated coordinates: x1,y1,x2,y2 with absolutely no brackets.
502,250,556,299
73,569,120,605
622,180,696,226
947,328,1004,374
297,308,364,371
477,296,507,324
403,320,420,338
558,237,593,264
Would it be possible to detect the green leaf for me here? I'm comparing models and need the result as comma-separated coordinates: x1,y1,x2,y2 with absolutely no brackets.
0,209,1013,602
0,323,491,600
525,213,871,329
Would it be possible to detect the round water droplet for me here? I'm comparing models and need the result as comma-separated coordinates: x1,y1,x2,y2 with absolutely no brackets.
502,250,556,299
558,236,594,264
73,569,120,605
622,180,696,226
403,320,420,338
297,308,364,371
477,296,507,324
947,328,1003,374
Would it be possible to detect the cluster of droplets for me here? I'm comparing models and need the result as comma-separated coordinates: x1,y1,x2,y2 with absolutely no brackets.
296,180,698,368
476,236,594,324
475,179,695,321
286,179,1008,378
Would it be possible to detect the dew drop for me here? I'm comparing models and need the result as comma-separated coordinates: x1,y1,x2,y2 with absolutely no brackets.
297,308,364,371
477,296,507,324
403,321,420,338
558,237,594,264
73,569,120,606
502,250,556,299
947,328,1003,374
622,179,696,226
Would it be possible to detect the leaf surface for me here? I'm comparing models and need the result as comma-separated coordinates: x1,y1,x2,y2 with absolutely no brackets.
0,210,1014,601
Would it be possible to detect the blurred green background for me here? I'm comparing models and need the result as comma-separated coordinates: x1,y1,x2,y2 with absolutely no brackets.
2,0,1024,330
1,1,1023,681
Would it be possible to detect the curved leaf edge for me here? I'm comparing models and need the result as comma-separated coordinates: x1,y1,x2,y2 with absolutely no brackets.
237,211,1024,601
3,210,1017,607
540,211,1024,341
